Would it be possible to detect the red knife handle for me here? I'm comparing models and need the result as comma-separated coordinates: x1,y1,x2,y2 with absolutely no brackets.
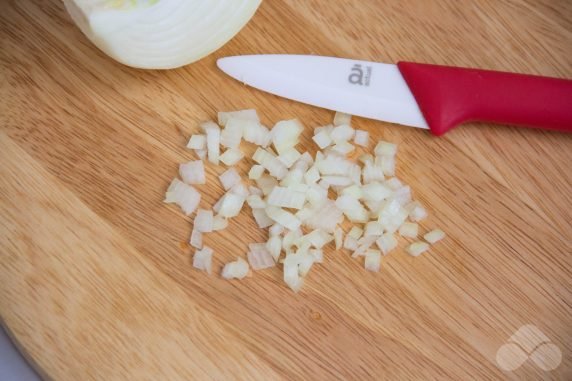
397,61,572,136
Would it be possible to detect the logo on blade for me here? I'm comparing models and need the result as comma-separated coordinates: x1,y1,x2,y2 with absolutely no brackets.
496,325,562,371
349,64,372,86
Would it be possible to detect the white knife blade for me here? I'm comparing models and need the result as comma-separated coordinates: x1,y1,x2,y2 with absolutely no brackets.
217,54,428,129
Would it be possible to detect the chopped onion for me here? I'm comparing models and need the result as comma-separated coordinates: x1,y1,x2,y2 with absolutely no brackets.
282,228,303,251
222,257,249,279
194,209,214,233
220,118,244,148
164,178,201,216
247,243,275,270
380,155,396,176
194,148,207,160
266,235,282,261
376,233,397,255
283,254,304,292
219,148,244,166
424,229,445,244
406,242,429,257
336,195,369,223
375,141,397,156
330,124,355,142
352,235,378,258
193,246,213,275
321,175,353,186
212,214,228,231
303,200,343,233
246,194,266,209
269,223,284,237
256,175,278,195
304,166,321,185
253,148,288,179
348,226,364,240
364,250,381,272
249,165,265,180
248,186,263,196
393,185,412,206
398,222,418,238
252,208,273,228
278,148,302,168
334,227,343,250
406,201,428,222
218,193,245,218
189,228,202,249
344,235,358,251
187,134,206,150
271,119,303,154
362,161,384,183
361,182,392,202
364,221,383,237
243,122,271,146
302,229,334,249
384,177,403,190
353,130,369,147
333,112,352,126
179,160,206,185
219,168,241,190
267,186,306,209
310,249,323,263
266,206,301,231
331,141,355,155
312,130,333,149
201,121,220,165
342,184,363,199
218,109,259,126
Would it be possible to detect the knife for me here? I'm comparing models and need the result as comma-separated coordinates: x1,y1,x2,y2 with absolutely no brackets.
217,55,572,135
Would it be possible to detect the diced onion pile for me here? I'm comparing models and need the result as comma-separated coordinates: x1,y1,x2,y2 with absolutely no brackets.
165,109,445,292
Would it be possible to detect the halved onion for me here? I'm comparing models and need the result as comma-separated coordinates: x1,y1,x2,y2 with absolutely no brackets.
64,0,262,69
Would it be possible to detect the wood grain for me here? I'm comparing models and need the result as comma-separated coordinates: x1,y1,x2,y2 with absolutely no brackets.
1,0,571,380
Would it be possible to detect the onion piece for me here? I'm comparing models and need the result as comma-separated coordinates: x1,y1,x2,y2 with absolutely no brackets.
265,206,301,231
220,118,244,149
330,124,355,142
186,134,206,150
304,166,321,185
218,193,246,218
353,130,369,147
334,227,343,250
342,184,363,199
247,243,275,270
406,201,428,222
212,214,228,231
303,200,343,233
336,195,369,223
398,222,418,238
333,112,352,126
222,257,250,279
344,235,358,251
248,186,263,196
249,165,265,180
312,131,333,149
201,121,220,165
253,148,288,179
348,226,364,240
283,254,304,292
376,233,398,255
230,182,249,198
351,235,378,258
219,168,241,190
302,229,334,249
321,175,353,186
267,186,306,209
243,122,271,146
219,148,244,166
380,155,396,176
266,236,282,261
331,141,355,155
277,148,302,168
269,223,285,237
193,246,213,275
246,194,266,209
310,249,323,263
194,209,214,233
424,229,445,244
189,228,202,249
364,221,383,237
406,242,429,257
271,119,304,154
375,141,397,156
252,208,274,228
164,178,201,216
364,250,381,272
361,182,393,202
363,160,384,183
179,160,206,185
256,175,278,195
194,148,207,160
218,109,259,126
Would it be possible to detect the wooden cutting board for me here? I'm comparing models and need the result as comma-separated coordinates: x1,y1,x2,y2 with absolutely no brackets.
1,1,571,380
